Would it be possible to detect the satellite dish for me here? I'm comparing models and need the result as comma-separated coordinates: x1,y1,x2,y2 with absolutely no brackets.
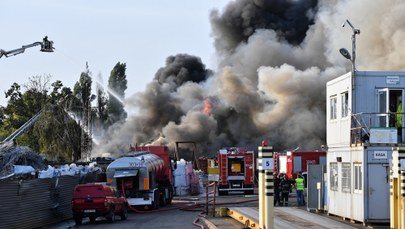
339,48,351,60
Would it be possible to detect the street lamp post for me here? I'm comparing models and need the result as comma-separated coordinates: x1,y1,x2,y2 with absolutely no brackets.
340,20,361,143
340,20,360,75
340,19,360,112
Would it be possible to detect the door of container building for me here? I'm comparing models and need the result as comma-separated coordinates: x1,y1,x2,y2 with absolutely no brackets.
367,162,390,221
307,164,326,211
376,89,402,126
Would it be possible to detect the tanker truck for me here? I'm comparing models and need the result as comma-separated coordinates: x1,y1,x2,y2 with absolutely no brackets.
106,145,175,209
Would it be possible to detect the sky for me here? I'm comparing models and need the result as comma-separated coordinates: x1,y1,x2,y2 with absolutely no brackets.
0,0,229,106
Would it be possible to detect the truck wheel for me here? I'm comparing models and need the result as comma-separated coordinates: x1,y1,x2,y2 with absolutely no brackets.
152,190,160,209
74,216,82,225
167,188,173,205
160,195,167,206
160,189,167,206
120,205,128,220
89,216,96,223
218,190,227,196
106,208,115,223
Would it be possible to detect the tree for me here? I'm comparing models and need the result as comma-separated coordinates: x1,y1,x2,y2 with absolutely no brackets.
15,75,50,150
34,80,83,162
95,74,108,127
1,81,44,150
0,75,49,150
107,62,127,125
92,78,108,143
0,74,85,162
72,63,95,161
0,105,6,139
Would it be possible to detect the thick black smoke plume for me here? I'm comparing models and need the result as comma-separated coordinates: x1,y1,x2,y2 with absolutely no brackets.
210,0,318,51
95,0,405,157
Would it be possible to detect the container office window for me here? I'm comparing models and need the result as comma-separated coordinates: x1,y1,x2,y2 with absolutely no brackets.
354,163,362,192
330,162,338,191
341,163,351,193
330,96,337,120
341,92,349,117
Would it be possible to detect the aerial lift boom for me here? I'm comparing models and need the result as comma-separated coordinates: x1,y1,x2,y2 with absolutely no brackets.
0,36,54,58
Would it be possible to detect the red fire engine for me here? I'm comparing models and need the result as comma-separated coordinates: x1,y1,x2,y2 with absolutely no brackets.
217,147,255,196
273,150,326,180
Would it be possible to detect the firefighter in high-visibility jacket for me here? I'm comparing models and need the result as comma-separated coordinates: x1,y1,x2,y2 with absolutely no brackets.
295,173,305,206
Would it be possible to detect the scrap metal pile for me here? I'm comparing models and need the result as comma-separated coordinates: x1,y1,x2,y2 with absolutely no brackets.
0,145,46,179
0,143,104,182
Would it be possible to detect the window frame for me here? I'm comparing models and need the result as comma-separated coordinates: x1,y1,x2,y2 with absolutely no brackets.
341,91,349,118
330,96,337,120
354,163,362,193
330,162,338,191
341,162,351,193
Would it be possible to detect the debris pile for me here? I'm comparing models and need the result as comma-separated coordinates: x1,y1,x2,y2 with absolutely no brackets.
0,146,103,181
38,162,101,178
0,146,46,178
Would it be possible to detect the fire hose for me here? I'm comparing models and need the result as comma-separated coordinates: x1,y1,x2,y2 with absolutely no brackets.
120,182,199,214
120,182,258,228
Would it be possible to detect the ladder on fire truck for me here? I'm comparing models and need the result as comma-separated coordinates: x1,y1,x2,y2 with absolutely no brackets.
219,154,227,178
0,110,43,151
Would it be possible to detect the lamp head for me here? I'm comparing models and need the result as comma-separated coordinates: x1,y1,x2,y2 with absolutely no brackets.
339,48,352,60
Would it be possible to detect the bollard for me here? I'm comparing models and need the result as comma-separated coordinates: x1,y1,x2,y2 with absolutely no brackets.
265,170,274,228
258,145,274,229
391,148,405,229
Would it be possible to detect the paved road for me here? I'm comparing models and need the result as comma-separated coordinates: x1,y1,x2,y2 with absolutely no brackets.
42,193,389,229
41,198,208,229
205,206,371,229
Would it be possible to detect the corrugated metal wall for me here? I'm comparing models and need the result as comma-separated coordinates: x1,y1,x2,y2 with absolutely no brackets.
0,176,80,229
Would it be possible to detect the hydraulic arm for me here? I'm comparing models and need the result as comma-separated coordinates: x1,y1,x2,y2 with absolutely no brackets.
0,36,54,58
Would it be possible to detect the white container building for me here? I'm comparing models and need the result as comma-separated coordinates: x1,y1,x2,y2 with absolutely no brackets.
326,71,404,224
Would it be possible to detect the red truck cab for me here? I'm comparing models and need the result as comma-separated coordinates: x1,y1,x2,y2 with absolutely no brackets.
71,183,128,225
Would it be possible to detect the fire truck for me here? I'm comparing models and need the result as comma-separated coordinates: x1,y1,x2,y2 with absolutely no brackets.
106,145,175,209
217,147,255,196
273,150,326,180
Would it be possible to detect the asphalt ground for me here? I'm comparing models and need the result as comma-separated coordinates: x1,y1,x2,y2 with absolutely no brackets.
199,193,389,229
41,191,389,229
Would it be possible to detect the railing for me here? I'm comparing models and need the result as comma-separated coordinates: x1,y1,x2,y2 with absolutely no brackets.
351,112,403,145
205,181,217,217
0,110,43,148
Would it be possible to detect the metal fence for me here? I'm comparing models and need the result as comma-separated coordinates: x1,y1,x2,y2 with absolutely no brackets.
0,175,80,229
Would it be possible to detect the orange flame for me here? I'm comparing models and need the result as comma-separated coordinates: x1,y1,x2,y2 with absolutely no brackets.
202,98,213,114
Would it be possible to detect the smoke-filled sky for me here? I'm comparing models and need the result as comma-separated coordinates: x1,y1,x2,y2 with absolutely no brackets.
94,0,405,156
